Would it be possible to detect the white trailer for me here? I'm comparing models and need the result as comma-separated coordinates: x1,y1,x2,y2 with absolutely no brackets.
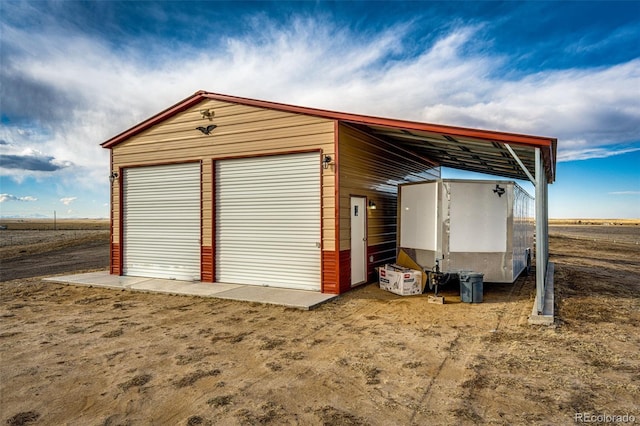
398,179,534,283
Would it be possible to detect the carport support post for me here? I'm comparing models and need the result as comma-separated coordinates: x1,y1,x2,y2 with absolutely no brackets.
535,147,548,314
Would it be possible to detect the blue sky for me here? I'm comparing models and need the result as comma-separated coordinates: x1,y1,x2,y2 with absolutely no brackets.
1,1,639,218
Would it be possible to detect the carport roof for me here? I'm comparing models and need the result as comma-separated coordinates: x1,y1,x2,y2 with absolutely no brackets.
102,91,557,183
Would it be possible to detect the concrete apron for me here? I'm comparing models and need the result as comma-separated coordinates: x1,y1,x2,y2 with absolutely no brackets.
44,271,337,310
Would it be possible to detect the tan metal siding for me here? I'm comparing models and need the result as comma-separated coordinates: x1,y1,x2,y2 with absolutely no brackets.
130,114,329,145
112,101,334,161
338,124,440,266
113,130,333,163
201,159,213,246
110,99,336,258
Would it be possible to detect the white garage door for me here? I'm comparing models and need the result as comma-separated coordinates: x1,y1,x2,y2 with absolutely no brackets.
123,163,201,280
216,152,321,291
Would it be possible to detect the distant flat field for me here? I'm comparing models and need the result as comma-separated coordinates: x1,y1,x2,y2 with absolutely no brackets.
0,219,109,230
0,220,110,265
549,218,640,226
549,224,640,245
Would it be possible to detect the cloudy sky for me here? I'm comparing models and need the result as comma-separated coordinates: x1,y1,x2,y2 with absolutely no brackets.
1,1,639,218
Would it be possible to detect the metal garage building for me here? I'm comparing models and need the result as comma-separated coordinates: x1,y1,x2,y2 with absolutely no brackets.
102,91,556,314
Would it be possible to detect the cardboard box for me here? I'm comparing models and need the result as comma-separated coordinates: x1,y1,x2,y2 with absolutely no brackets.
378,264,423,296
396,249,428,292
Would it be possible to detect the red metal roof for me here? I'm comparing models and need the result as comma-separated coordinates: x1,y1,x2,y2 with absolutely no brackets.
101,90,557,182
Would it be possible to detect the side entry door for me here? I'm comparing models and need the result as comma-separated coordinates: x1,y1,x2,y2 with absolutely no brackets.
350,196,367,286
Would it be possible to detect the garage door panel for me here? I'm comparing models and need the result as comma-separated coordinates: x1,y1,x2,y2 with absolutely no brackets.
124,239,200,248
218,238,318,246
218,197,318,205
218,248,319,258
216,153,321,291
123,163,201,281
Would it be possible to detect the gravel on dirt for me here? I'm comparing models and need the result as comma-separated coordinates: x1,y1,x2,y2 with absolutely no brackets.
1,236,109,282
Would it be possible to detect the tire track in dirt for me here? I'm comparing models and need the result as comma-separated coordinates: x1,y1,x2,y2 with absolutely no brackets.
453,274,537,422
409,274,534,423
409,331,463,423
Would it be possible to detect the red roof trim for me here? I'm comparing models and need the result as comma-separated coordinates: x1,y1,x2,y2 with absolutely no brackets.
102,90,556,149
197,91,556,148
100,90,556,181
101,91,208,148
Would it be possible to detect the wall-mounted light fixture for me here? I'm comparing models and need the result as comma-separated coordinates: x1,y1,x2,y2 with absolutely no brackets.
322,155,332,169
109,171,119,184
368,200,377,210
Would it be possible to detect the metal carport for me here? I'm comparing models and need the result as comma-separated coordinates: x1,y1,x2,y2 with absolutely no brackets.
339,120,556,319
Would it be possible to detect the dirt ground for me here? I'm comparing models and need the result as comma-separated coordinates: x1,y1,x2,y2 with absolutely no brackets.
0,230,109,281
1,224,639,425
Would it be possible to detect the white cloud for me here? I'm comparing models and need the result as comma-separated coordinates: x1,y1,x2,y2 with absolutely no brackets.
1,14,638,202
565,23,639,56
60,197,77,205
0,194,38,203
608,191,640,195
557,146,640,162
